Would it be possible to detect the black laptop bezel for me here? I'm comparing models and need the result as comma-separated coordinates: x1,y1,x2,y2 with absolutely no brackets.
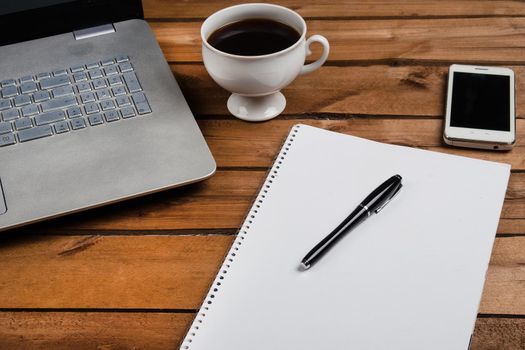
0,0,144,47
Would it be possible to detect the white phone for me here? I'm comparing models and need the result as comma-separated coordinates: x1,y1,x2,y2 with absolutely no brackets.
444,64,515,150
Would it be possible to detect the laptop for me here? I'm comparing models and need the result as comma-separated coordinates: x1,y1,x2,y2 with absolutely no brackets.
0,0,216,232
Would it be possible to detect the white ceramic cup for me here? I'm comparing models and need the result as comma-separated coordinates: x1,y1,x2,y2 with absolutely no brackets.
201,3,330,121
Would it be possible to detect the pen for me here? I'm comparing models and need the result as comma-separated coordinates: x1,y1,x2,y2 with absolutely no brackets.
300,174,403,270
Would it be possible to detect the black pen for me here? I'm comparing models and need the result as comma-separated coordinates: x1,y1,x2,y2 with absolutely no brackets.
300,174,403,270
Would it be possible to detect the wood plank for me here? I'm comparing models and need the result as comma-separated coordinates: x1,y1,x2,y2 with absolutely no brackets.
171,64,525,118
152,18,525,63
472,317,525,350
481,236,525,314
0,235,523,314
143,0,525,19
0,311,522,349
23,167,524,234
198,119,525,169
0,235,232,309
0,312,193,350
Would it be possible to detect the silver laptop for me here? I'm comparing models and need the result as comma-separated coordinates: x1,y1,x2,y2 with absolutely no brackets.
0,0,216,232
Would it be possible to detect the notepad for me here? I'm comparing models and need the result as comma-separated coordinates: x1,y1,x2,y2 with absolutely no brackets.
181,124,510,350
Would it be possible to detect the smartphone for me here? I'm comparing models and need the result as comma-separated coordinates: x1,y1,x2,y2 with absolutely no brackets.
444,64,515,150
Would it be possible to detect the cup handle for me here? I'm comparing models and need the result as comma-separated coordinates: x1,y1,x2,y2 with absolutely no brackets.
300,35,330,75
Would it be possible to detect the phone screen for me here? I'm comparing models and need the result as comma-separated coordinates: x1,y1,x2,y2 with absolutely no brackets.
450,72,510,131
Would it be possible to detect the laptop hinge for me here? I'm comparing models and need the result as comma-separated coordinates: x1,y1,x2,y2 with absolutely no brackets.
73,24,115,40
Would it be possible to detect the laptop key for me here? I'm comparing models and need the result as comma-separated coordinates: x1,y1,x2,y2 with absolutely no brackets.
116,96,131,107
96,88,111,100
37,72,51,80
21,104,39,117
123,72,142,93
53,69,68,76
131,92,147,104
0,133,16,147
104,65,119,76
51,85,74,98
20,81,38,94
70,65,85,73
119,62,133,72
66,106,82,118
86,62,100,69
73,72,88,82
115,55,129,63
39,75,70,89
33,90,51,102
0,99,11,111
80,92,96,103
101,58,114,66
135,102,152,115
20,75,34,83
100,100,115,111
40,96,77,112
14,94,31,107
111,85,126,96
18,125,53,142
121,106,136,119
0,122,12,134
2,85,18,98
76,82,92,92
1,79,16,87
92,78,107,89
104,110,120,122
107,75,122,86
54,121,70,134
14,118,32,130
132,93,152,114
71,118,87,130
88,113,104,126
35,110,66,126
84,102,99,114
88,69,104,79
2,109,20,121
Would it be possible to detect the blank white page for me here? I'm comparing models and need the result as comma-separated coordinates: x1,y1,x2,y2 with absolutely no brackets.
181,124,510,350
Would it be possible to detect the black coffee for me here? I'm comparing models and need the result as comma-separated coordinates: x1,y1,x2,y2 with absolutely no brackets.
208,19,301,56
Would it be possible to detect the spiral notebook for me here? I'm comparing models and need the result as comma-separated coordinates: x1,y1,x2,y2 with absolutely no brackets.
181,124,510,350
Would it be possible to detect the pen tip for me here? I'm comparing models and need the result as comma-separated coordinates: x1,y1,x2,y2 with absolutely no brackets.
300,262,311,270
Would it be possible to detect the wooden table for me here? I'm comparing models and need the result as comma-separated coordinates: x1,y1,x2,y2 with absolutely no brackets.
1,1,525,348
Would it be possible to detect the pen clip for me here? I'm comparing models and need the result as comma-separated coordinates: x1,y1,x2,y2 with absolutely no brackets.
374,183,403,214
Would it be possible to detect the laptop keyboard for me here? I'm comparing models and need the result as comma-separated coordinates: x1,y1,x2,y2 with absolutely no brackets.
0,55,152,147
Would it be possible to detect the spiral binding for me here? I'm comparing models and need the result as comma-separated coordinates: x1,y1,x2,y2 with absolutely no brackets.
181,125,302,349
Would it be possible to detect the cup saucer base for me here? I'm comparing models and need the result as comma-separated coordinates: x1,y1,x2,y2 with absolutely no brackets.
227,92,286,122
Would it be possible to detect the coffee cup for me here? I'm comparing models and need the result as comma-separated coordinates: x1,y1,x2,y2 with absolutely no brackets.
201,3,330,121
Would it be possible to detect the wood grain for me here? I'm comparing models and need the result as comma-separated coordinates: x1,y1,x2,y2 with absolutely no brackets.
0,312,522,350
152,18,525,63
472,317,525,350
0,234,523,314
0,235,232,309
481,237,525,314
143,0,525,19
1,1,524,347
172,64,525,118
198,120,525,169
0,312,193,350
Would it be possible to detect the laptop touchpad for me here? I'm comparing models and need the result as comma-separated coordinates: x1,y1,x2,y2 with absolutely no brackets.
0,178,6,214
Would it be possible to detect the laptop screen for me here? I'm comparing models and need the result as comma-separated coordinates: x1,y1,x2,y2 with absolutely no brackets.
0,0,143,46
0,1,74,16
